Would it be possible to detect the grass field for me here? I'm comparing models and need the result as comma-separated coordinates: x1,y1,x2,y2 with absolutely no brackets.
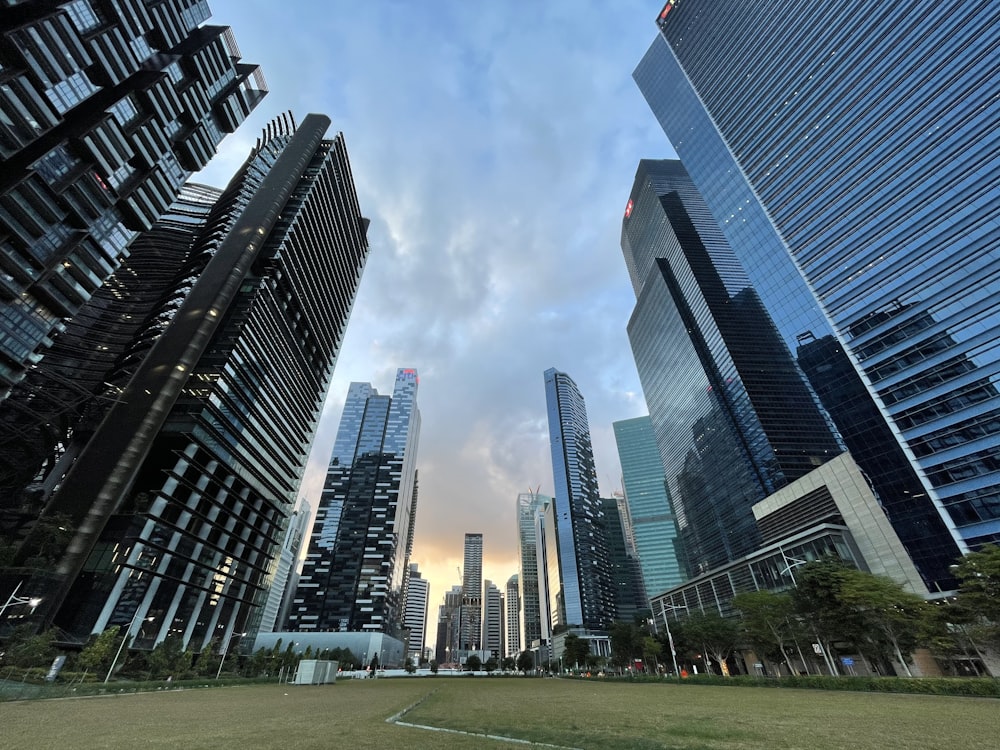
2,677,998,750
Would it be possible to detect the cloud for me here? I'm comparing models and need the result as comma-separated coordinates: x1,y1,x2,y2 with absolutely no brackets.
200,0,675,645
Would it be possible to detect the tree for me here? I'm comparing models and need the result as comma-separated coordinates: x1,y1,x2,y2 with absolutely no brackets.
484,656,498,673
641,636,663,672
680,612,739,677
76,626,121,676
464,654,481,671
562,633,590,671
403,661,417,674
1,624,56,668
953,544,1000,629
146,635,191,679
501,656,516,672
732,590,798,676
838,570,929,676
792,558,864,674
609,621,644,670
429,659,439,674
516,650,534,674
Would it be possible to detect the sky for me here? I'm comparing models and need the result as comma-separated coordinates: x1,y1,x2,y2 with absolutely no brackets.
196,0,676,645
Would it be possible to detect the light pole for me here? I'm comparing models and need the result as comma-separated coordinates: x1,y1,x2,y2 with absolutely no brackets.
0,581,42,621
215,631,247,679
104,610,152,683
659,599,688,678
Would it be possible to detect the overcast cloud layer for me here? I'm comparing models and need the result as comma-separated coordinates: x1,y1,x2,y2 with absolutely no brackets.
196,0,676,639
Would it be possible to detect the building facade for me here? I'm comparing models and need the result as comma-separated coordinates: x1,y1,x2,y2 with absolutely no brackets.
516,490,551,649
600,496,648,622
0,0,265,397
613,416,684,598
544,368,616,630
635,3,998,561
4,113,370,647
483,579,503,661
403,563,429,665
621,160,842,575
459,532,483,652
259,501,312,634
504,573,520,658
287,368,421,637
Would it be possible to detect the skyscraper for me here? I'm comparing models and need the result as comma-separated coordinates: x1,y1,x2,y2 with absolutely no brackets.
600,496,648,622
259,502,312,634
613,416,684,598
516,490,551,649
459,532,483,651
435,584,462,665
403,563,429,665
0,1,265,396
544,368,616,630
635,4,997,556
505,574,520,658
621,160,841,574
4,112,370,646
288,368,420,636
483,579,503,661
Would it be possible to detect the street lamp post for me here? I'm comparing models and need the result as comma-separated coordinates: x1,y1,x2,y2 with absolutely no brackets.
0,581,42,621
104,610,152,683
215,631,247,679
659,600,688,678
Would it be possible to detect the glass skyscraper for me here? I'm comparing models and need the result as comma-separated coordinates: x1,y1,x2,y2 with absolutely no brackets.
5,113,370,646
544,367,616,630
635,2,997,556
288,368,421,637
516,490,551,648
613,415,684,598
0,0,265,397
460,532,483,651
622,160,841,575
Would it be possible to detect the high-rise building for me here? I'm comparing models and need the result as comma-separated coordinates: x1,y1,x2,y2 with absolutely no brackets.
635,4,997,557
613,416,684,598
459,532,483,651
516,490,551,649
483,579,503,661
621,160,841,575
259,502,312,634
0,0,265,397
287,368,421,637
544,368,616,630
600,497,648,622
435,584,462,664
403,563,429,665
3,113,369,647
504,574,520,658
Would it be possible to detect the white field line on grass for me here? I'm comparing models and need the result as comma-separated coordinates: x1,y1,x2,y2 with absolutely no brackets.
386,689,583,750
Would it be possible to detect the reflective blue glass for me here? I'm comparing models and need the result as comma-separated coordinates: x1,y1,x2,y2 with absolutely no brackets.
635,1,999,554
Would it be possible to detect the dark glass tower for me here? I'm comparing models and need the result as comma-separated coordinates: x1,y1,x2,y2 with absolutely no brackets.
0,0,265,396
4,113,370,648
622,160,842,575
635,2,988,567
544,367,616,630
287,369,421,636
600,496,648,623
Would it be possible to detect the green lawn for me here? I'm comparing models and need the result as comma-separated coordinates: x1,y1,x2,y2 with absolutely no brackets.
1,677,997,750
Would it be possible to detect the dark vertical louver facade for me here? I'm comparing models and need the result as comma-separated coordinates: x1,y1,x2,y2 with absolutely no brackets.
5,113,370,650
0,0,265,398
